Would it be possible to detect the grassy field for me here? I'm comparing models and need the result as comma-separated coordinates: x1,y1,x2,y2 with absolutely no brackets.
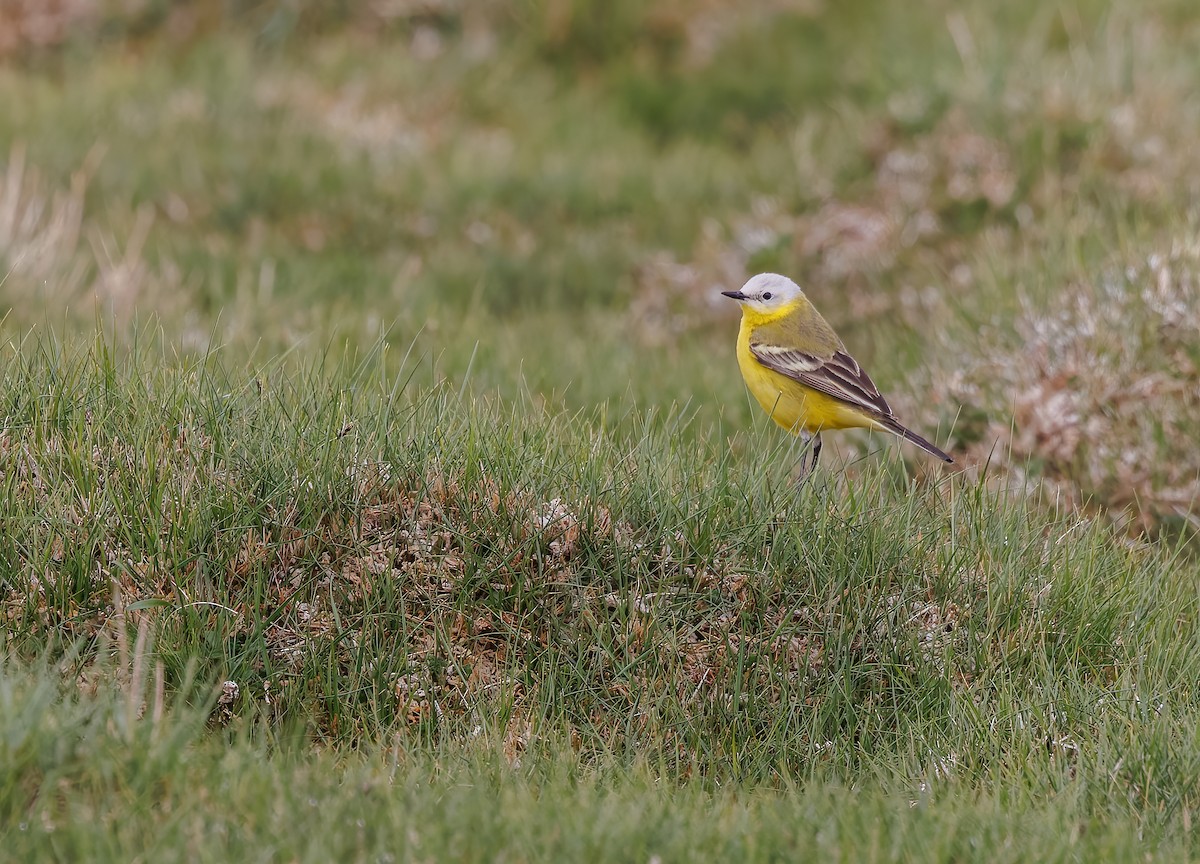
2,0,1200,860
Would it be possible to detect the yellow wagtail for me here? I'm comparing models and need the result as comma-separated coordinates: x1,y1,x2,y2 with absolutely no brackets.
723,273,953,472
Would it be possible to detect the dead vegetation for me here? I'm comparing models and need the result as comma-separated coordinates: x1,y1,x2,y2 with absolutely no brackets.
0,0,96,54
934,240,1200,533
0,143,197,335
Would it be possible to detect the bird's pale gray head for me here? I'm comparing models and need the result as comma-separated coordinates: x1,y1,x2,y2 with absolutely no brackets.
721,273,804,313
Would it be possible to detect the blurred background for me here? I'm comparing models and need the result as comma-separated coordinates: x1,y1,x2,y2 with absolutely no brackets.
1,0,1198,531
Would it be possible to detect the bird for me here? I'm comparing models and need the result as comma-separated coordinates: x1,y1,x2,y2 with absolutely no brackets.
723,272,953,473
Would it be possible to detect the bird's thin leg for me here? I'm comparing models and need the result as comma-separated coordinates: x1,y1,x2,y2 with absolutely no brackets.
795,431,821,486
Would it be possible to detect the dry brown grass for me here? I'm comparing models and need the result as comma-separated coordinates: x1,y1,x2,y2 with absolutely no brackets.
936,239,1200,533
0,145,88,291
0,0,96,54
0,144,194,333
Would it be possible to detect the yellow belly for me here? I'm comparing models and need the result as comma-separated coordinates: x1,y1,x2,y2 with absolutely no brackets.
736,330,875,434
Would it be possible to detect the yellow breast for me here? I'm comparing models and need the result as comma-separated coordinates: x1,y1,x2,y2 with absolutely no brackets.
734,313,874,434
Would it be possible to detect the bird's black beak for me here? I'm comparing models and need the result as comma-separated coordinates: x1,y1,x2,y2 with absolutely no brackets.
721,290,747,300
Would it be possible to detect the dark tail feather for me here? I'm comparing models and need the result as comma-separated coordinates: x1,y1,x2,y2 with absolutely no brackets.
880,418,954,463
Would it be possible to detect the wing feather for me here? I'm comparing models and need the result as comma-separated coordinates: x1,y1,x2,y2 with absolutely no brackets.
749,343,893,417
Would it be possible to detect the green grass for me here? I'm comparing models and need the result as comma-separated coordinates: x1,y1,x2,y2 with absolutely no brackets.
3,658,1196,863
2,0,1200,859
2,339,1197,858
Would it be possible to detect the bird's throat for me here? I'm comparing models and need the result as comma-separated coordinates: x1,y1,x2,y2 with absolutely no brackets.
739,300,802,329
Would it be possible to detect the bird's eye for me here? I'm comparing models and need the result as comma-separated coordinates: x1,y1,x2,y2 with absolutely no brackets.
762,292,773,301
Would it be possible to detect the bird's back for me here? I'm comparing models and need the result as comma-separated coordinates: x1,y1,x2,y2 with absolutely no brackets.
750,299,842,357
